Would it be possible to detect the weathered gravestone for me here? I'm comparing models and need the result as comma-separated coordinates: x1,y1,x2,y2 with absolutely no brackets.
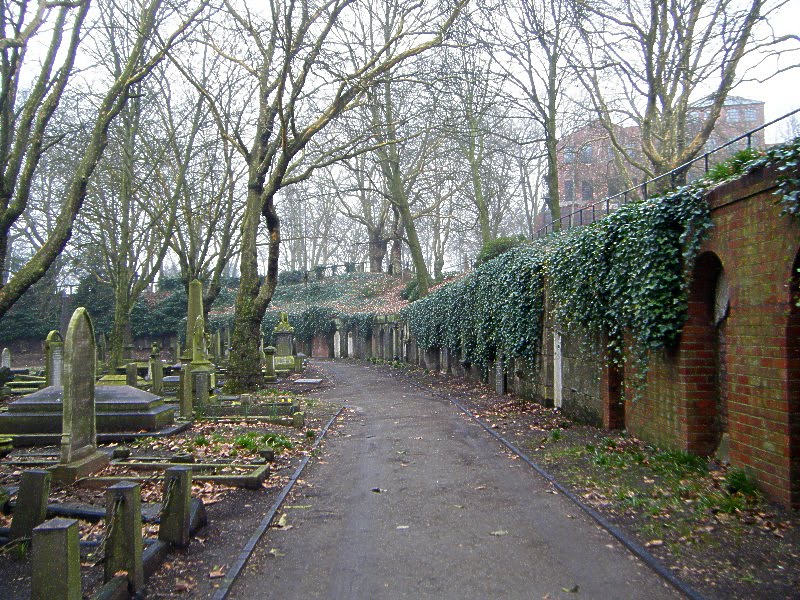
51,307,110,483
150,342,164,395
1,347,10,369
31,517,82,600
10,469,51,540
126,362,138,387
264,346,277,383
190,315,212,409
180,280,204,419
45,330,64,387
273,313,297,374
104,481,144,593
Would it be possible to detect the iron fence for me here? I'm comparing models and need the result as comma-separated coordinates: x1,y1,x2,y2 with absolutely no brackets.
535,107,800,237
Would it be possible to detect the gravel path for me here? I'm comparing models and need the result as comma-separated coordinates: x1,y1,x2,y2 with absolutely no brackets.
230,360,681,600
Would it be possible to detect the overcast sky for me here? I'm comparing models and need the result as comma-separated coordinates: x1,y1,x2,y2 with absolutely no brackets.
734,0,800,142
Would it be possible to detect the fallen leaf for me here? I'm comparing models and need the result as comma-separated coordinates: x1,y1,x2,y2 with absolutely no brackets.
490,530,509,536
174,580,195,592
396,525,409,530
209,567,225,579
562,585,580,593
268,548,285,557
645,540,664,548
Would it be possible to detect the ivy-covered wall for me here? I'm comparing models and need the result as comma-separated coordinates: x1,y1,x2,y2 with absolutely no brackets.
391,142,800,507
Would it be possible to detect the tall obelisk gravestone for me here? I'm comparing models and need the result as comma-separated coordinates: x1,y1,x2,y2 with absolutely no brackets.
52,308,109,483
180,280,203,419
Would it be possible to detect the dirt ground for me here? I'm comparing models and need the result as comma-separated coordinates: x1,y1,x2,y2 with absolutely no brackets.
0,363,342,599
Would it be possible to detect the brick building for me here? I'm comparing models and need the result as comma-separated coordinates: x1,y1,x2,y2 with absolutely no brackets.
555,97,765,220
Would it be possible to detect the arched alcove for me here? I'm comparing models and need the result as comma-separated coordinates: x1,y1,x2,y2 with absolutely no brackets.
684,251,725,456
787,249,800,507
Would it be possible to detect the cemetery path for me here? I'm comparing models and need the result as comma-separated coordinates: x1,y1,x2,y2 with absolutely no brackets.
230,360,681,600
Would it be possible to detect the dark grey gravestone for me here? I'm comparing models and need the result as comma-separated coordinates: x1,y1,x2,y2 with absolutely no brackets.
10,469,51,539
104,481,144,592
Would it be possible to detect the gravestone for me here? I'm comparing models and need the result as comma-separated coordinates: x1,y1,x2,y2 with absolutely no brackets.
333,331,341,358
31,518,82,600
104,481,144,593
51,307,109,483
495,357,506,395
159,466,192,547
553,330,563,409
182,279,203,362
149,343,164,395
97,333,107,365
264,346,277,383
187,315,212,414
213,331,221,362
45,330,64,387
10,469,51,540
180,280,203,416
1,347,10,369
125,363,138,387
273,313,296,374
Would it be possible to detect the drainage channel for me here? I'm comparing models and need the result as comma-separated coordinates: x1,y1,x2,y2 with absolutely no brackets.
401,373,704,600
210,406,345,600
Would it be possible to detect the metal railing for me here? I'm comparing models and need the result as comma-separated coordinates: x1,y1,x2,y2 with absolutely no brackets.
535,107,800,237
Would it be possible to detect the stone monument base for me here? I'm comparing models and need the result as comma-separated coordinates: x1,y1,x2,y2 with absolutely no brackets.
50,451,110,484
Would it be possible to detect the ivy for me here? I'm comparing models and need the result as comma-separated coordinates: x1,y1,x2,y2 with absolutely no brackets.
403,168,713,375
344,312,376,337
750,136,800,217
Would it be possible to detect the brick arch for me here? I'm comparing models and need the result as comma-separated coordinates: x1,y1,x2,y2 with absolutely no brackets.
787,249,800,507
683,251,724,455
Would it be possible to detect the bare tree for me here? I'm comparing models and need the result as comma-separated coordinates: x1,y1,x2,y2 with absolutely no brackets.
176,0,465,389
0,0,206,318
489,0,580,229
573,0,798,181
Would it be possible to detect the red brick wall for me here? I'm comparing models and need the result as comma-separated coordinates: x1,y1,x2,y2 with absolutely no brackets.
627,165,800,507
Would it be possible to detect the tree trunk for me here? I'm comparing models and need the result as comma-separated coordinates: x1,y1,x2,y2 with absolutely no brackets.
368,231,387,272
228,186,266,391
109,292,131,369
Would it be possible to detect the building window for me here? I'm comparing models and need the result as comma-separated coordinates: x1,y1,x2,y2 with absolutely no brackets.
580,144,593,163
607,177,622,197
582,181,593,203
727,107,742,123
743,107,759,122
564,180,574,203
564,147,576,164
